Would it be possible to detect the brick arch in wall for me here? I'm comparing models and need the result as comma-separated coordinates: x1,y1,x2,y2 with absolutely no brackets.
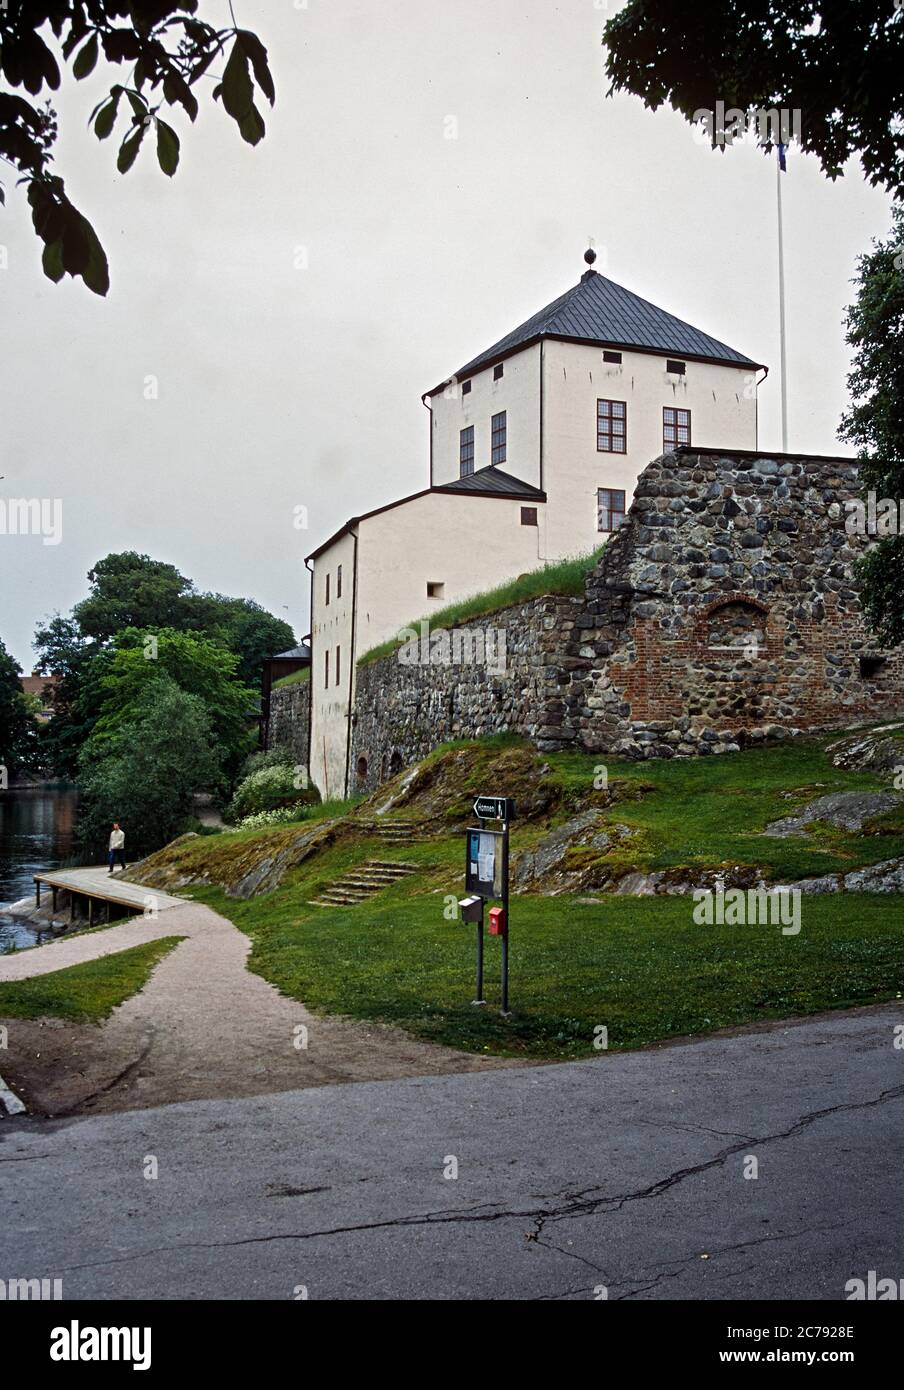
687,593,778,726
694,593,774,658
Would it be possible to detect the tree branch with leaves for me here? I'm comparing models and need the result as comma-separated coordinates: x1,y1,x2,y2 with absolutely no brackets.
0,1,275,295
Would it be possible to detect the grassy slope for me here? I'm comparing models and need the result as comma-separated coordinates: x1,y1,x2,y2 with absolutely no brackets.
357,549,603,666
163,730,904,1060
543,739,904,882
0,937,184,1022
272,667,311,690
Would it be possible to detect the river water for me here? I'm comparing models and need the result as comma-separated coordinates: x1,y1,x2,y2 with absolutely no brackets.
0,786,79,952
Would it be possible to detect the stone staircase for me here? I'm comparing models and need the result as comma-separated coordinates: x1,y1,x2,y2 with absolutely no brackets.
309,859,418,908
353,818,419,845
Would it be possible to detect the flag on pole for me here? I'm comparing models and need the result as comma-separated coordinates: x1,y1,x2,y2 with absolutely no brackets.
777,142,787,172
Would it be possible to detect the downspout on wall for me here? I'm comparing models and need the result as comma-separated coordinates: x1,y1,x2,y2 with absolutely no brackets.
755,366,769,450
539,339,545,494
303,556,315,782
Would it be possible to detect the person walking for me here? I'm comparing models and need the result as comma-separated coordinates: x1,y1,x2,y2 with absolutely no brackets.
108,822,127,875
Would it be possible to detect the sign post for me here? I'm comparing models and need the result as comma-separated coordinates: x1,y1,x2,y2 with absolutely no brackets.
462,796,515,1016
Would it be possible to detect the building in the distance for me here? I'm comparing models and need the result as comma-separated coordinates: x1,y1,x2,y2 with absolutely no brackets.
259,643,310,750
305,252,766,797
19,671,59,723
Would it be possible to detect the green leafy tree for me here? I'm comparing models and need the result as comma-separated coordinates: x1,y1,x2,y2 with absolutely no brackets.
68,554,295,683
90,627,256,775
192,595,295,687
0,638,40,774
34,553,293,776
0,2,275,294
603,1,904,196
839,206,904,644
72,552,196,642
78,675,220,853
31,614,100,776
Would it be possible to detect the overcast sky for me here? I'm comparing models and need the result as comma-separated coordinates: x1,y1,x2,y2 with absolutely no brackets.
0,0,894,669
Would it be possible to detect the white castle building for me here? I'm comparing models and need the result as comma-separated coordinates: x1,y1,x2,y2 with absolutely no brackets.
305,252,766,797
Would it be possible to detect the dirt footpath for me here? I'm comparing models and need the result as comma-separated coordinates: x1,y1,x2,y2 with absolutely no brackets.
0,901,514,1117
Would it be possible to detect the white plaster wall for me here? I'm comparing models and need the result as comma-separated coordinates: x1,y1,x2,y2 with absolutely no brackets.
309,528,356,800
430,342,541,488
541,340,758,558
355,491,547,657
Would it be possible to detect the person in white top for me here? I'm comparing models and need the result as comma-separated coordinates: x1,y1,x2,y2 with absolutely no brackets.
108,823,126,876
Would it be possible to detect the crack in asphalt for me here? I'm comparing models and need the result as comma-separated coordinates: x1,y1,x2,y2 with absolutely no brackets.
43,1081,904,1280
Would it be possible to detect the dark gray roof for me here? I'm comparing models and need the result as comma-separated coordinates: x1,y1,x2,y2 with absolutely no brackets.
271,644,310,662
435,466,545,499
437,270,763,387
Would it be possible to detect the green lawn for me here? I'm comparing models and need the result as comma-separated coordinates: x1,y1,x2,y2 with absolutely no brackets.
0,937,184,1022
186,880,904,1059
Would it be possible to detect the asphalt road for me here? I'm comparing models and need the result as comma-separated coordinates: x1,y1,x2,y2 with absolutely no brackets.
3,1004,903,1301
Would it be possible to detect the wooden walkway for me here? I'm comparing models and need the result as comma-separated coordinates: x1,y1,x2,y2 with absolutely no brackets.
33,866,185,926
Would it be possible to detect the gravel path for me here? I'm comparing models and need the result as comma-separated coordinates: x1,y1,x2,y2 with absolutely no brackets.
0,900,514,1116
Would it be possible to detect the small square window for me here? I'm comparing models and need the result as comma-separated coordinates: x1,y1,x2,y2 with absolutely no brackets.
603,350,622,364
520,507,538,527
493,363,504,380
427,581,445,599
859,655,886,679
461,379,471,395
666,359,686,375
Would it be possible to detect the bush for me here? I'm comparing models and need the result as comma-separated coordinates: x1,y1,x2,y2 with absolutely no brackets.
238,747,297,780
226,761,318,823
235,805,316,831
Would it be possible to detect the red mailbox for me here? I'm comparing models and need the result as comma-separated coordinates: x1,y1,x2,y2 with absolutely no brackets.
488,906,507,937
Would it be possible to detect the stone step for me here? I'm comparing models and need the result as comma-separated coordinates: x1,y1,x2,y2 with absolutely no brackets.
356,822,417,836
364,860,418,872
314,892,369,906
339,878,404,890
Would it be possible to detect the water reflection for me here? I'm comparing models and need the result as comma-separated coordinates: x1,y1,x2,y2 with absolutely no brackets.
0,787,79,952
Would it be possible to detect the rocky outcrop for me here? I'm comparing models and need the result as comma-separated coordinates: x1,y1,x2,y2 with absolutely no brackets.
512,811,634,893
826,724,904,774
129,818,342,900
763,791,903,838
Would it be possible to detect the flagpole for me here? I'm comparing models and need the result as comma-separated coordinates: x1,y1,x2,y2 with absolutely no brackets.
776,149,789,452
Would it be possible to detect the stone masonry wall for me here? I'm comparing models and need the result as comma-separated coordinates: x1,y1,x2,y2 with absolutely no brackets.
268,678,311,768
350,449,904,787
350,597,585,793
